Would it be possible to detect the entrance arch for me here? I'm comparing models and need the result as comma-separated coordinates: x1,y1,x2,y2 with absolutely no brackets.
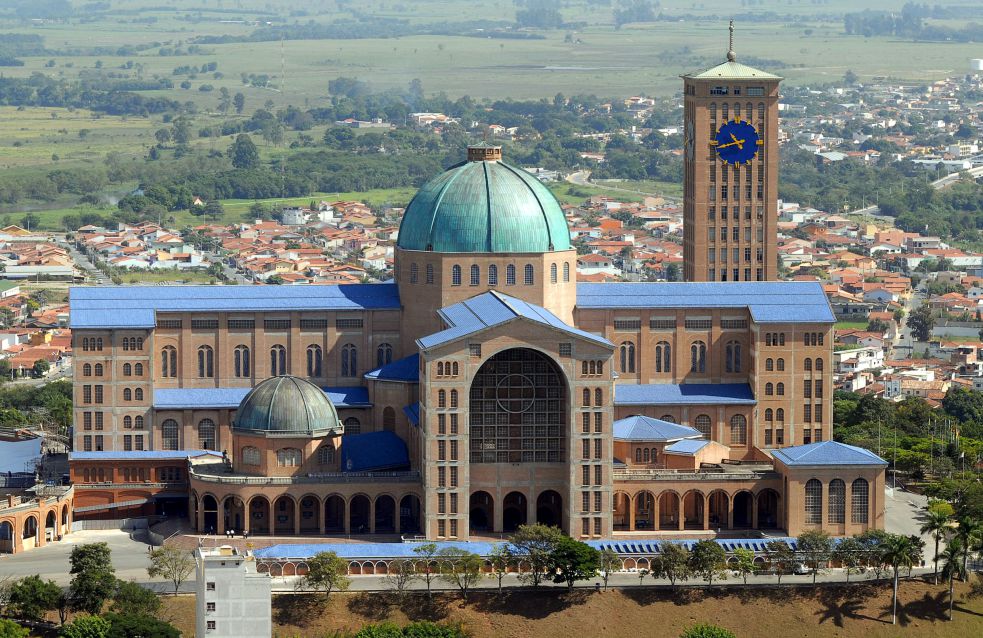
61,505,69,535
349,495,370,534
223,496,245,532
399,495,421,534
634,491,656,531
45,510,57,539
757,489,780,529
536,490,563,528
273,496,296,535
733,491,753,528
22,516,38,548
502,492,527,532
708,491,729,530
299,495,320,535
202,495,219,533
659,492,680,529
374,495,396,534
324,495,345,533
0,520,13,553
683,491,705,529
469,491,494,533
249,496,270,535
613,492,631,531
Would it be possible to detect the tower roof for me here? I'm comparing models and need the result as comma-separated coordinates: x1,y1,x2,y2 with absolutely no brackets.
396,147,571,254
682,21,781,81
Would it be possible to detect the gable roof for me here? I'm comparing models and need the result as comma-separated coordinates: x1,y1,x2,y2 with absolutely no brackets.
615,383,756,406
682,59,781,80
771,441,887,467
664,439,712,455
418,290,613,350
613,415,702,442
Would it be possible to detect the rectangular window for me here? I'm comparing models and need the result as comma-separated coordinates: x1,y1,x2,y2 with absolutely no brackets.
135,435,144,450
83,435,92,451
815,380,823,398
582,465,590,486
764,429,772,446
709,205,716,220
468,344,481,358
438,520,446,537
207,621,216,631
594,412,602,433
264,319,291,330
227,319,255,329
594,518,602,535
804,379,812,399
438,414,446,434
614,319,641,331
775,428,784,445
95,412,103,430
450,440,458,461
650,318,676,330
720,319,747,330
582,491,590,512
815,403,823,423
582,439,590,460
190,319,219,329
450,493,458,514
157,318,182,329
438,467,446,487
450,414,458,434
594,439,602,459
582,518,590,536
582,412,590,433
684,319,712,331
710,86,728,95
594,491,602,513
594,464,602,485
449,519,458,537
708,248,715,263
559,343,572,357
94,435,103,451
83,412,92,430
83,385,92,403
803,404,812,423
708,227,715,242
299,318,329,330
747,87,765,96
803,429,812,444
814,428,823,442
438,493,446,514
336,318,363,329
94,386,103,403
438,440,446,461
449,466,458,487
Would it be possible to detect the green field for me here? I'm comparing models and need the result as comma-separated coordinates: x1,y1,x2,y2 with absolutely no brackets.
836,321,871,331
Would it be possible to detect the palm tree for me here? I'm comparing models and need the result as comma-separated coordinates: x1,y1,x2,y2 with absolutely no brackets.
939,538,966,621
920,508,951,584
880,534,921,625
954,517,981,581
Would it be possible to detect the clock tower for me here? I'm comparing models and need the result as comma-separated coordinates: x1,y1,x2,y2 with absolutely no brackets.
682,22,782,282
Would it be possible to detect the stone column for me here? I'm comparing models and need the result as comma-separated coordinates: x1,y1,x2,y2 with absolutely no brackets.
653,494,660,531
752,494,759,529
343,500,351,534
319,497,326,535
369,499,376,534
216,506,225,536
677,496,684,531
703,494,711,531
526,493,536,528
293,499,301,536
196,502,205,534
628,494,636,531
727,498,735,530
493,491,504,533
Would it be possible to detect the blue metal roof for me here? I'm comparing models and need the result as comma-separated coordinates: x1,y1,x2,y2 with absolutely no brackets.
772,441,887,467
253,537,803,560
364,354,419,383
576,281,834,324
340,431,409,472
418,290,613,350
614,383,755,406
69,450,221,461
69,284,401,329
153,386,370,410
0,438,41,474
612,415,702,442
403,403,420,426
664,439,711,455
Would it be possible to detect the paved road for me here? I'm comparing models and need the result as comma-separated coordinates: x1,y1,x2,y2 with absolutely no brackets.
59,238,110,285
566,171,681,203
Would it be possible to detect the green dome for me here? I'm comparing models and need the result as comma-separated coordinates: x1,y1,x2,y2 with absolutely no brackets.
234,376,341,435
396,155,572,253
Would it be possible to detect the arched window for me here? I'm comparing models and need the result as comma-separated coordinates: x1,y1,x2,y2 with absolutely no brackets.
660,414,675,423
635,448,642,463
805,479,823,524
694,414,712,438
550,263,558,283
488,264,498,286
425,263,434,284
778,333,785,346
197,346,214,378
234,345,250,378
135,388,143,401
765,382,773,396
276,448,301,467
776,408,784,422
776,382,785,396
437,362,444,376
729,414,747,445
582,361,589,375
307,344,323,377
343,417,361,435
134,416,144,429
96,338,103,350
506,264,516,285
198,419,216,450
135,362,143,376
122,363,131,376
450,389,458,408
123,416,132,428
620,341,636,374
563,262,570,282
725,341,742,373
122,337,130,351
317,446,334,464
82,338,89,352
828,479,845,524
94,363,103,376
524,264,534,285
270,345,287,376
377,343,393,367
136,337,143,350
851,478,869,524
383,406,396,431
589,361,597,375
241,446,260,465
409,262,418,283
804,358,812,372
595,388,603,406
765,408,773,421
341,344,357,377
83,363,92,376
655,341,671,373
161,346,177,378
123,388,132,401
690,341,707,373
765,358,773,371
643,448,650,462
161,419,179,451
776,358,785,371
816,358,824,372
439,390,447,408
582,388,591,406
451,265,462,286
470,264,480,286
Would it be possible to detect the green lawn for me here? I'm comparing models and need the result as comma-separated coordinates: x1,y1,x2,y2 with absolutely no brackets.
836,321,870,331
117,270,218,284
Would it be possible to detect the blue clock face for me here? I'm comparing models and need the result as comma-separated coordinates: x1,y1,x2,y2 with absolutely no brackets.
713,119,760,165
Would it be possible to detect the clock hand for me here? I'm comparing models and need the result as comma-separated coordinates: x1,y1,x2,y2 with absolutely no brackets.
717,139,746,149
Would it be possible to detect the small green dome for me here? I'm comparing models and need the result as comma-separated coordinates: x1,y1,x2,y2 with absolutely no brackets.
235,376,341,435
396,150,571,253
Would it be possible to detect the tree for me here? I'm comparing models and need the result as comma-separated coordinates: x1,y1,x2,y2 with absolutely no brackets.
110,581,160,618
8,575,61,622
731,548,755,585
154,128,170,146
940,538,966,621
412,542,441,600
651,542,690,590
298,551,350,600
438,548,482,601
880,533,922,625
147,546,195,595
598,548,620,591
765,540,795,584
510,524,564,587
171,117,192,146
907,304,935,342
920,505,952,584
69,543,116,615
688,540,726,585
548,536,600,591
201,200,224,221
102,613,179,638
953,516,981,580
796,530,833,584
831,536,864,583
680,625,737,638
0,619,28,638
227,134,259,169
60,615,110,638
487,544,513,593
383,559,417,601
233,92,245,114
32,359,50,377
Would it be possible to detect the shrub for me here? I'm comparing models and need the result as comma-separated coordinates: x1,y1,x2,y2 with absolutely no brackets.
680,624,737,638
